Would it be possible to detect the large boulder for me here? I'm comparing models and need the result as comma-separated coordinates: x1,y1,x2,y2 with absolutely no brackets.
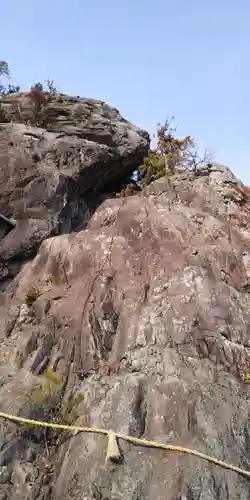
0,92,149,290
0,164,250,499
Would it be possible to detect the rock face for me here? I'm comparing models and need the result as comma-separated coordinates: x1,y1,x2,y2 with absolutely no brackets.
0,92,149,291
0,97,250,499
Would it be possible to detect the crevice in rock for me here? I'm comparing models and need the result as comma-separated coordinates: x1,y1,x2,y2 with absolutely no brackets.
88,301,119,370
131,379,147,439
0,213,16,243
30,333,57,375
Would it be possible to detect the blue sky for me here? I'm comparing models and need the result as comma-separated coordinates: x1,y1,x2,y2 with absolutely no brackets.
1,0,250,184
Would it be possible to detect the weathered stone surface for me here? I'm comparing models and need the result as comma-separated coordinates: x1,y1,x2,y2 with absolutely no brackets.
0,93,149,291
0,164,250,499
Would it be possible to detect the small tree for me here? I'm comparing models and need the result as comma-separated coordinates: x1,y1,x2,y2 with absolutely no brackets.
28,82,48,125
0,60,9,92
0,61,9,121
0,60,59,124
45,78,57,94
139,117,212,186
0,61,19,94
0,61,21,121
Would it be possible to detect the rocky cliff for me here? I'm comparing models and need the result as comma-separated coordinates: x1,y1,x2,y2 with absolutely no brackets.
0,91,149,291
0,91,250,500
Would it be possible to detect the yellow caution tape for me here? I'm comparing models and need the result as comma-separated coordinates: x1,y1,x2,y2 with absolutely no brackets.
0,411,249,479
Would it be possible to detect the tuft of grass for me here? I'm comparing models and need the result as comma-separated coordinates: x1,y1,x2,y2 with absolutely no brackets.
25,277,53,307
25,285,41,306
23,368,84,452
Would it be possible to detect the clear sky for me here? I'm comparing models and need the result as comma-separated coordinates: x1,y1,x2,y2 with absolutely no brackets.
1,0,250,184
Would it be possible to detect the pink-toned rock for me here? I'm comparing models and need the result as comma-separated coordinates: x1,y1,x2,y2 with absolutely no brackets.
0,163,250,499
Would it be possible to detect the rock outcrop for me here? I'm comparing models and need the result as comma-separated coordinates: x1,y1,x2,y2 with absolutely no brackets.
0,93,250,499
0,92,149,291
